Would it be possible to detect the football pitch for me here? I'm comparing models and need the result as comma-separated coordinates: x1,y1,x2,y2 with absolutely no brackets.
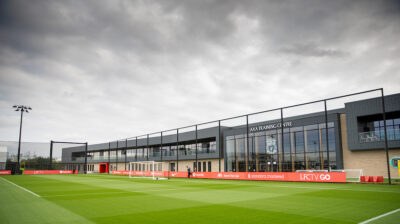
1,175,399,224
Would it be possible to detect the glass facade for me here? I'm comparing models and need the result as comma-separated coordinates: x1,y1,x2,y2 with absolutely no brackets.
359,118,400,143
225,122,336,172
86,138,217,163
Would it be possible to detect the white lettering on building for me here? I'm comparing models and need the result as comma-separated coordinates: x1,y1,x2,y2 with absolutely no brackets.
250,121,292,132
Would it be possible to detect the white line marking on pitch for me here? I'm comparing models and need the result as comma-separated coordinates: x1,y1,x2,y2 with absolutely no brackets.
359,208,400,224
0,177,41,197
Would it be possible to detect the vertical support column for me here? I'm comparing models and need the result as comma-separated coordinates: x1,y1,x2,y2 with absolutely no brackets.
84,142,88,174
324,100,330,171
381,89,391,184
49,140,53,170
116,141,118,171
276,133,280,172
246,115,249,172
108,142,111,174
135,137,138,161
218,120,221,172
195,125,198,172
280,108,284,172
147,134,149,161
176,129,179,171
291,133,295,171
125,139,127,171
160,132,163,162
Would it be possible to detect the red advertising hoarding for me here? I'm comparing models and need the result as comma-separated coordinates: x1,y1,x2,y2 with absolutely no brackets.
24,170,78,175
112,171,346,183
0,170,11,175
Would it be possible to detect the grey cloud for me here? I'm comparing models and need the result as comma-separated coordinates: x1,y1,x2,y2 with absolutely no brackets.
0,0,399,144
279,42,350,58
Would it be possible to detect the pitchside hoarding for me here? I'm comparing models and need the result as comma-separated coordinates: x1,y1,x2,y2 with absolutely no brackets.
112,171,346,183
0,170,11,175
24,170,78,175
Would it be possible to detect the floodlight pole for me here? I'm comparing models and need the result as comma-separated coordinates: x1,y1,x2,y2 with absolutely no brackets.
13,105,31,173
17,109,23,166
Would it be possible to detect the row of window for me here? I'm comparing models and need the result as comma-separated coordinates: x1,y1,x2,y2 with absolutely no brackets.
193,161,212,172
226,123,336,172
87,164,94,172
130,163,163,172
169,161,212,172
84,140,217,162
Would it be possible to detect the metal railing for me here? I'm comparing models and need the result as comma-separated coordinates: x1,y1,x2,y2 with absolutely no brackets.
359,128,400,143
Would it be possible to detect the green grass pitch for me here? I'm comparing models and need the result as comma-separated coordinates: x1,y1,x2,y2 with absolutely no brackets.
0,175,399,224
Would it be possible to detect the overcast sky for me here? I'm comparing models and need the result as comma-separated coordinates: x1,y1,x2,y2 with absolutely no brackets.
0,0,399,144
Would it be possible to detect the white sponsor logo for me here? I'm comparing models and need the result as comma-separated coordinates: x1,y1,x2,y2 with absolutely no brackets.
300,173,331,181
223,174,240,178
320,174,331,181
193,173,196,177
247,174,284,179
217,173,222,178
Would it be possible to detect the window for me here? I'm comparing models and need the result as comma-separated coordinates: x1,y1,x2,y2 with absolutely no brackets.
358,113,400,142
208,161,211,172
178,145,186,156
162,146,170,156
198,162,201,172
227,122,336,172
185,143,196,155
170,145,177,156
226,137,236,172
203,161,206,172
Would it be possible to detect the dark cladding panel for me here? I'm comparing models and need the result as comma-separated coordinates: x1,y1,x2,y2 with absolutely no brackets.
345,93,400,150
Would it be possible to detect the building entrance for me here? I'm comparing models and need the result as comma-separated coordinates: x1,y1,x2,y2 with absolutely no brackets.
99,163,109,173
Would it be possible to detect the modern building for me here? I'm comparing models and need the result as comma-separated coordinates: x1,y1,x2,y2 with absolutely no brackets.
62,93,400,177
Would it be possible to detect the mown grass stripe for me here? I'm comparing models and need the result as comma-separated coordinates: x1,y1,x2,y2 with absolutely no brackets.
0,177,41,197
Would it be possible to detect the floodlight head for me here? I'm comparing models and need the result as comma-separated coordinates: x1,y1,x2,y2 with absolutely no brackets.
28,107,32,110
15,109,19,111
25,110,29,113
13,105,17,108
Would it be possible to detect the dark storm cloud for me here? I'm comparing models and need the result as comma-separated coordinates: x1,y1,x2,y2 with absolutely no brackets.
0,0,399,143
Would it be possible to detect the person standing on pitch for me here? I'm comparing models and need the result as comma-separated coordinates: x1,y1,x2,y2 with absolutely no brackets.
187,167,191,179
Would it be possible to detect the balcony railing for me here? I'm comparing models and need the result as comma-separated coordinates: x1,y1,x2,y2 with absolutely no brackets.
359,128,400,143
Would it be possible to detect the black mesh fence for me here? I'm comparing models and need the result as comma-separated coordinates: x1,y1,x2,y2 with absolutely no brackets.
0,141,86,174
